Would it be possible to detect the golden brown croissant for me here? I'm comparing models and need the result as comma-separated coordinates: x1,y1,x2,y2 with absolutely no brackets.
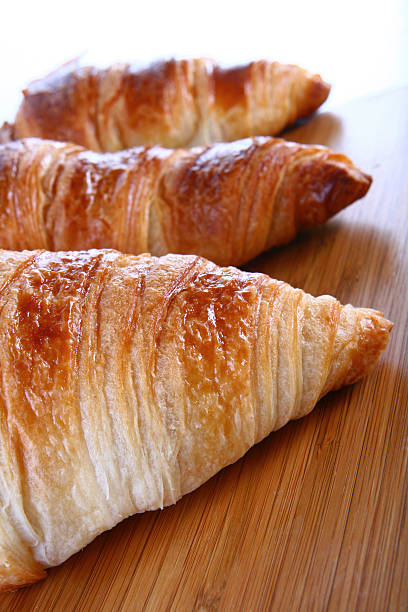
0,137,371,266
0,249,392,592
4,59,330,150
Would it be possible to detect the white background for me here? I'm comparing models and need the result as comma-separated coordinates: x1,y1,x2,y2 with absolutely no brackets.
1,0,407,122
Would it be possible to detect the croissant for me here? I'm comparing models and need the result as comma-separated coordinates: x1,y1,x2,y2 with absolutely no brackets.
4,58,330,151
0,137,371,266
0,249,392,592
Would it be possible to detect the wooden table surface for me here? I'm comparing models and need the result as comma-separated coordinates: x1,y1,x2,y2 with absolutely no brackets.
1,88,407,612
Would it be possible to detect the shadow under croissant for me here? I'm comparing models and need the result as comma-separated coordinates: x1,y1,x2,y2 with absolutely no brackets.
281,112,344,149
244,218,397,303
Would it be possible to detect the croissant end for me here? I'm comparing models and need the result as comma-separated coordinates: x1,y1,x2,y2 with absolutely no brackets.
292,152,372,233
322,306,393,395
296,72,331,120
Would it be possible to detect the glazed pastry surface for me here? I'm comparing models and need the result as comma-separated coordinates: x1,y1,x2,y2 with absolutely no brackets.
6,59,330,150
0,137,371,266
0,249,392,591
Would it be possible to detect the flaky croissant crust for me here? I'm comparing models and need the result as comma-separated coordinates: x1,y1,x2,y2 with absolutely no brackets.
0,137,371,266
8,58,330,150
0,249,391,592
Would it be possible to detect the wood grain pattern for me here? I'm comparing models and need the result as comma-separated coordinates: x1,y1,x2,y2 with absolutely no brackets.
1,88,407,611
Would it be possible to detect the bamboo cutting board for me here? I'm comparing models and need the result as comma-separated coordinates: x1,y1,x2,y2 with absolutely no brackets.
1,88,407,611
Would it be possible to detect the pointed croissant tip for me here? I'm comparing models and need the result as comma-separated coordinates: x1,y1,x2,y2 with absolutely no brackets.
326,161,373,219
312,73,331,103
298,73,331,118
355,307,393,376
340,307,393,389
295,154,372,232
